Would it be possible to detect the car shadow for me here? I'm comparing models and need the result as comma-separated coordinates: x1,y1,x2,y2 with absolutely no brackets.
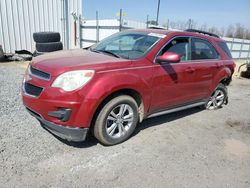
41,126,99,148
160,63,178,82
56,134,99,148
132,106,203,137
47,107,203,148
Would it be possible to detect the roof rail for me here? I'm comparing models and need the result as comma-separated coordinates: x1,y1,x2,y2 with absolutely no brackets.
185,29,220,38
148,26,167,30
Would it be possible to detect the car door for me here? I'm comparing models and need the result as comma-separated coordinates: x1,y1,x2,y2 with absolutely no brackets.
150,36,213,113
190,38,222,98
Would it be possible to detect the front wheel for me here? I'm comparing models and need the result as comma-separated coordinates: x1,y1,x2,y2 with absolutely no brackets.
93,95,139,146
206,83,228,110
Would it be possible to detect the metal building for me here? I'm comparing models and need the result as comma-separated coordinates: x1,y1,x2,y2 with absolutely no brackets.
0,0,82,53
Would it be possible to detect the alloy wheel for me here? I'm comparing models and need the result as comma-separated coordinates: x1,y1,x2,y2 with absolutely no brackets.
206,89,225,110
105,104,134,139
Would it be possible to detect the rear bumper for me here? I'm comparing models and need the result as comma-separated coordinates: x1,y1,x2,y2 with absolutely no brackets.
26,107,88,142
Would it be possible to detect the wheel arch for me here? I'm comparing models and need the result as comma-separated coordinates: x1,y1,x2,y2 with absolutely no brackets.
209,67,232,94
89,88,145,132
219,76,232,86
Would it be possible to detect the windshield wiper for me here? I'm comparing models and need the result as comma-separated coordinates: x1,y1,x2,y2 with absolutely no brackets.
90,48,121,58
90,48,101,53
99,50,121,58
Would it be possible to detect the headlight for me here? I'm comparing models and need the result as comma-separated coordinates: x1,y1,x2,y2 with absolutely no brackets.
52,70,95,91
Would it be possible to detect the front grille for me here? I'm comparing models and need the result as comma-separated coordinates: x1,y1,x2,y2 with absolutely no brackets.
24,82,43,97
30,66,50,80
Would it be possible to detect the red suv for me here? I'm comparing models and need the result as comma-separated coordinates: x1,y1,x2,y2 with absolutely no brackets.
22,29,235,145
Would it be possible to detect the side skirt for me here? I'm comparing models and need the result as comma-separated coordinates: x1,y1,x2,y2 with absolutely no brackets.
147,101,206,119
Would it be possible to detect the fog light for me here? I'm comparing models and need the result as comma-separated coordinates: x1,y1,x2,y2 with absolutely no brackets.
48,108,71,122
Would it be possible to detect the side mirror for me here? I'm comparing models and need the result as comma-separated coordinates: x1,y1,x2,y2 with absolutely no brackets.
156,52,181,64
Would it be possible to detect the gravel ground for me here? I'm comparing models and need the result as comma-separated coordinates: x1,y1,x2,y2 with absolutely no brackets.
0,61,250,188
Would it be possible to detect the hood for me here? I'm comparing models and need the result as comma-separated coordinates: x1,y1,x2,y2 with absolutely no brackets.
32,49,130,76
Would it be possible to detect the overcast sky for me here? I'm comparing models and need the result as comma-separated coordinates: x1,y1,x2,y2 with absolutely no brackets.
83,0,250,29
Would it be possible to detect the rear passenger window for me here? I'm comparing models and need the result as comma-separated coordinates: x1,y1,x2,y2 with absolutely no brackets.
160,37,190,61
217,41,232,59
191,38,219,60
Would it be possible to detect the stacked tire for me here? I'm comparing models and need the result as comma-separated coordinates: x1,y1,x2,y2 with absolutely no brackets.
0,45,4,61
33,32,63,55
241,71,250,78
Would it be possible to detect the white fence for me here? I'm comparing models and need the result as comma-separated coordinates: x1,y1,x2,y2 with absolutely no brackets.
223,37,250,59
80,19,146,48
80,19,250,59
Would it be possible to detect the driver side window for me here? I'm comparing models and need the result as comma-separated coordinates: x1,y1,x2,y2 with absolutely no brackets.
160,37,191,61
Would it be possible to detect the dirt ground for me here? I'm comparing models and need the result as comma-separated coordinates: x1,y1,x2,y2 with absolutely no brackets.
0,60,249,188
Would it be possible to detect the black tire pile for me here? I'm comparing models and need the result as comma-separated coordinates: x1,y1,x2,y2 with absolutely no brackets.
33,32,63,54
240,70,250,78
0,45,4,61
240,62,250,79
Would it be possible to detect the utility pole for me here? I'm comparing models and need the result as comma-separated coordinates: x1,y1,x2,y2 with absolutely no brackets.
96,11,99,42
63,0,69,49
156,0,160,26
119,9,122,31
146,15,149,28
188,19,192,29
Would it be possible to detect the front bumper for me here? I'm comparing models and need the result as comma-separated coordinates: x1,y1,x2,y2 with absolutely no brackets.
26,107,88,142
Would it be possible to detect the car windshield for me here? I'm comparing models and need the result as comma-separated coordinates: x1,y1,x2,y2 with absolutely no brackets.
90,32,163,60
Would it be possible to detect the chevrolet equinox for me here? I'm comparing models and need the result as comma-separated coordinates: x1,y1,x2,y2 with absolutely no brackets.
22,29,235,145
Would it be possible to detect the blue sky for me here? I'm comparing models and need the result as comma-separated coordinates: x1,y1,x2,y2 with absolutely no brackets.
82,0,250,29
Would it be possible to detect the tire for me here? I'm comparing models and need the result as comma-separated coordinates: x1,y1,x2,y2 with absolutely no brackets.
0,45,5,60
206,83,227,110
33,32,61,43
36,42,63,53
94,95,139,146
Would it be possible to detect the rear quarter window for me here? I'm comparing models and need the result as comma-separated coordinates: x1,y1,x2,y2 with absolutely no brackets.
217,41,232,59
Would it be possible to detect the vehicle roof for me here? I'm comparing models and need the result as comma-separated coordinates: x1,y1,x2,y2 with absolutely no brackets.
128,29,224,42
128,28,171,35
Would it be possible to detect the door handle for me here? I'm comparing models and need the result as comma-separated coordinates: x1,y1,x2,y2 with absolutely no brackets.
185,67,195,73
213,63,221,69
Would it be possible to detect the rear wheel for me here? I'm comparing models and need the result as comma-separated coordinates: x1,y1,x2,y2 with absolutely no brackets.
94,95,139,146
206,83,227,110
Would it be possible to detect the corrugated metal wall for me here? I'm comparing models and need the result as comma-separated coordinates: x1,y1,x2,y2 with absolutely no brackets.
0,0,82,53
